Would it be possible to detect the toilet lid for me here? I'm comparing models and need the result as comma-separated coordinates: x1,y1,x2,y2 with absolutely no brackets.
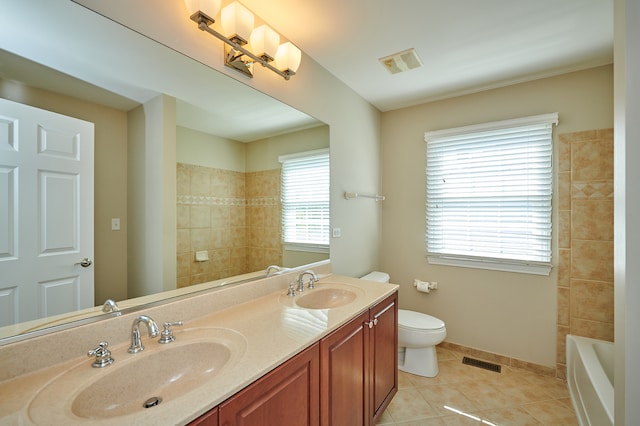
398,309,445,330
360,271,390,283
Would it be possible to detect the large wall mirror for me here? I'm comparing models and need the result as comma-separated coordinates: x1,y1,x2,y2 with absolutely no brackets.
0,1,329,343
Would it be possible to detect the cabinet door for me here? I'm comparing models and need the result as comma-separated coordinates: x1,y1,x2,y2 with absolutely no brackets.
189,407,218,426
370,293,398,421
320,310,370,426
219,343,320,426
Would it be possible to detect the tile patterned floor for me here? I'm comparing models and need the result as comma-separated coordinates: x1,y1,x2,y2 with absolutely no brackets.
377,347,579,425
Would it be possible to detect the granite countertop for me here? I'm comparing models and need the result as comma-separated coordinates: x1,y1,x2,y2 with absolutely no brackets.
0,272,398,425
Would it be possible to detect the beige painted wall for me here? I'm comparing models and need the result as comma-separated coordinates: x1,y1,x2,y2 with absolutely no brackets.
176,124,329,173
0,78,128,305
379,65,613,367
246,125,330,172
177,126,245,172
127,95,177,297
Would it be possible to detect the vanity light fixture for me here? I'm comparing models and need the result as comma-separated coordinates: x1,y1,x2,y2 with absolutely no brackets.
185,0,302,80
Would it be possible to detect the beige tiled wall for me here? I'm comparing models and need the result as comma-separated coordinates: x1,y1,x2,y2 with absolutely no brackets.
556,129,614,379
246,170,283,272
176,164,282,287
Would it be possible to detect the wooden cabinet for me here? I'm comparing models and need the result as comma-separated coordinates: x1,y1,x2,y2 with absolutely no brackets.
189,407,218,426
320,292,398,426
218,343,320,426
320,309,370,426
370,293,399,420
189,291,397,426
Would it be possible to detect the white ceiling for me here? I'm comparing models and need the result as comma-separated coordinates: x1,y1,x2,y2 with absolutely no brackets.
239,0,613,111
1,0,613,138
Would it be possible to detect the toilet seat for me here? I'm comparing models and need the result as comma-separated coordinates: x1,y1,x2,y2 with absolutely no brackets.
398,309,445,331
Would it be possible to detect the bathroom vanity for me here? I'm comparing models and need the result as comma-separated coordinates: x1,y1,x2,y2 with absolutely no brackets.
193,292,397,426
0,265,398,425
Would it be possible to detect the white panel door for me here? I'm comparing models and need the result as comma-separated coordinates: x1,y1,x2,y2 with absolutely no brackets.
0,98,94,326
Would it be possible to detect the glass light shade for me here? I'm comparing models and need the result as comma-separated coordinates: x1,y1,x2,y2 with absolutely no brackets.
275,42,302,73
221,2,255,44
184,0,221,19
250,25,280,60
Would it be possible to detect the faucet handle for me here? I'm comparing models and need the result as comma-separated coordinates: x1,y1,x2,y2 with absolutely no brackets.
87,342,114,368
308,275,318,289
158,321,183,344
287,282,297,297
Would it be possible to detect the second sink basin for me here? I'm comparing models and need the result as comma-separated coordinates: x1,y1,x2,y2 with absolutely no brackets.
296,287,358,309
281,282,365,310
29,327,247,424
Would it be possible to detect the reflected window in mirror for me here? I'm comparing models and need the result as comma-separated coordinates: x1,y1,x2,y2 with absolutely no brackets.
279,149,330,254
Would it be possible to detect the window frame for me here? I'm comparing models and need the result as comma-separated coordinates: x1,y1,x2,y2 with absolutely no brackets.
279,148,330,253
424,113,558,275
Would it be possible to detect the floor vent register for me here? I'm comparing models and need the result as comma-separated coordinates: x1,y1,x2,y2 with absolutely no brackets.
462,356,502,373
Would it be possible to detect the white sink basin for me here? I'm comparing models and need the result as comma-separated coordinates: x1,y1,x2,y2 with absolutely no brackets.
295,288,358,309
280,283,365,310
29,327,246,423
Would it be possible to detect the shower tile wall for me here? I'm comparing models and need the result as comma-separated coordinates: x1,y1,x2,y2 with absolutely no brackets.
556,129,614,379
246,170,283,272
176,163,282,287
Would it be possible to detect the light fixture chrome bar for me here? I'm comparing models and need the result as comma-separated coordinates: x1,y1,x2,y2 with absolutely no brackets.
191,12,295,80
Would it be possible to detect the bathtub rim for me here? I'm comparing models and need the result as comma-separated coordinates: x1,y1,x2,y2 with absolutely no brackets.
566,334,614,426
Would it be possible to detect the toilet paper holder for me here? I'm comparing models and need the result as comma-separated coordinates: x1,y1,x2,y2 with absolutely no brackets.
414,279,438,293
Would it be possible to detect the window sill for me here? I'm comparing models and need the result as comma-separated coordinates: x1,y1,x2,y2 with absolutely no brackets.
284,243,329,254
427,255,551,276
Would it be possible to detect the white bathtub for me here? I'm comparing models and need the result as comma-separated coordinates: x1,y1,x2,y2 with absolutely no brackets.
566,335,614,426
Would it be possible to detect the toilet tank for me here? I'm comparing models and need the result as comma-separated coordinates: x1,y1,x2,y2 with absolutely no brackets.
361,271,390,283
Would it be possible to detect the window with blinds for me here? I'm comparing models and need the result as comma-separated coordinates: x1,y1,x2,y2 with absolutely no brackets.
279,149,330,251
424,113,558,275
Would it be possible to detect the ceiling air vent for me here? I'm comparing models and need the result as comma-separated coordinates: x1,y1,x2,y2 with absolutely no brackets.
378,48,423,74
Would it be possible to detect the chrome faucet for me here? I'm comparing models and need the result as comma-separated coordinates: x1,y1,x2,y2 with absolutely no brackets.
128,315,160,353
297,270,319,291
102,299,121,314
266,265,282,276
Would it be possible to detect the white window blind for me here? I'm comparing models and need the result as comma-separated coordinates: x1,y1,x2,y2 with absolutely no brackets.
280,149,330,250
424,113,558,275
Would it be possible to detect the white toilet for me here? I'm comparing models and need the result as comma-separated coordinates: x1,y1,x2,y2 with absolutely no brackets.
361,271,447,377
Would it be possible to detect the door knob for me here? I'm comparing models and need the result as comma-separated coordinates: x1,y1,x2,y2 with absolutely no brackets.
76,258,92,268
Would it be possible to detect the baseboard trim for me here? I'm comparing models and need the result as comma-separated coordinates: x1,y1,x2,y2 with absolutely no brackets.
439,341,557,378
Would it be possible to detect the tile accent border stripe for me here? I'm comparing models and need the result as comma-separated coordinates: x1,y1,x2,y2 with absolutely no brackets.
177,195,280,206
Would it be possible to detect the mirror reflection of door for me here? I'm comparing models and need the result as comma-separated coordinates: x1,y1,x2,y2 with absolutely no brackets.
0,98,94,327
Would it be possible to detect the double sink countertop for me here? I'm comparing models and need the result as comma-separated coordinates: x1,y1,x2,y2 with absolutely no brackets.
0,268,398,425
